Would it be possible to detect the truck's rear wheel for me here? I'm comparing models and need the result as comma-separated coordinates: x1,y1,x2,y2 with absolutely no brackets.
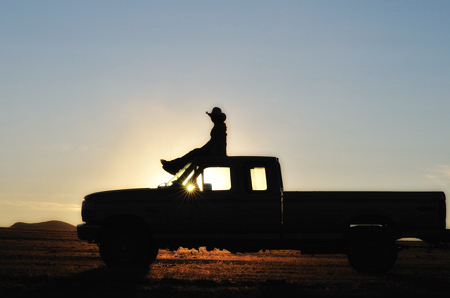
99,224,158,268
346,236,397,275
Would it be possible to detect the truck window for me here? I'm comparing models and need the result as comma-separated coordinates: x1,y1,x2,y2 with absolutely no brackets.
199,167,231,191
250,167,267,191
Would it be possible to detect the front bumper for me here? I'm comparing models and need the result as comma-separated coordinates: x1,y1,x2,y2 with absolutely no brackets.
77,223,101,243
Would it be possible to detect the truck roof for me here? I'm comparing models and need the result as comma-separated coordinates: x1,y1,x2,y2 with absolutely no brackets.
194,156,278,162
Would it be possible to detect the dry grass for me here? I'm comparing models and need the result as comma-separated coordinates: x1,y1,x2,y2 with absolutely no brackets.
1,228,450,297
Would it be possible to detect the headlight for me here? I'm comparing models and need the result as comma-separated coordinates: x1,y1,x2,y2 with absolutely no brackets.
81,199,95,221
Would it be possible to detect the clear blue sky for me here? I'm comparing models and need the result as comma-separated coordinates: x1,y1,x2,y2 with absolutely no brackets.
1,1,450,227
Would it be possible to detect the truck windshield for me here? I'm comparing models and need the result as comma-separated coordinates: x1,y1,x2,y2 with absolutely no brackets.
165,163,192,187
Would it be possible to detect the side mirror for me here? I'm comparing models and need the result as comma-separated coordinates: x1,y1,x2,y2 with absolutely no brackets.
203,183,213,192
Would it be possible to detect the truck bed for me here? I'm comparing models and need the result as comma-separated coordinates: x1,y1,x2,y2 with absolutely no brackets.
282,191,446,239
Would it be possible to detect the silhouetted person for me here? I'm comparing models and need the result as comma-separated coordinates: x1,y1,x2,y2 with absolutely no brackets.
161,107,227,174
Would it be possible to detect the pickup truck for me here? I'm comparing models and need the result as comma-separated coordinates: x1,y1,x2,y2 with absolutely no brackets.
77,156,450,274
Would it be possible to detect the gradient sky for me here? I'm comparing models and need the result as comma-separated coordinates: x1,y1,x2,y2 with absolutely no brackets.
1,1,450,227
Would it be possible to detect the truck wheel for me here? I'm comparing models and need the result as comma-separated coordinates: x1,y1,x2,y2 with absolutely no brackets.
99,224,158,268
346,236,397,275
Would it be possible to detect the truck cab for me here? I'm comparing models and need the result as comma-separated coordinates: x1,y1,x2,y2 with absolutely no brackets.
150,156,283,250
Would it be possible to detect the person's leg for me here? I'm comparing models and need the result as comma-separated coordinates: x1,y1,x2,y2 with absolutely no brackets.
161,148,203,174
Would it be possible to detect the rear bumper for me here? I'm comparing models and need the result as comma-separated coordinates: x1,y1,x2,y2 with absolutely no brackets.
77,223,101,242
442,229,450,243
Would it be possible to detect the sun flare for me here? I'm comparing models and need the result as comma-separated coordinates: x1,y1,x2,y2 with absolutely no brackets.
186,184,196,192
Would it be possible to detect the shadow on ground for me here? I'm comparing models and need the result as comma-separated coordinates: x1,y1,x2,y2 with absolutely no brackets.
10,266,313,298
12,267,149,298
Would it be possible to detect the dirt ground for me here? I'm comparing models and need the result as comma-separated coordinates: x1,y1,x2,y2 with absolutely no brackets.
1,228,450,298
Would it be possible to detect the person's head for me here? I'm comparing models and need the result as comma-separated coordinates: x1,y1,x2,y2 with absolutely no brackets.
206,107,226,123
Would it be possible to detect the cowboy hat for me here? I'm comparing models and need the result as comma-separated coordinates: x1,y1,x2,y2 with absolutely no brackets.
206,107,226,121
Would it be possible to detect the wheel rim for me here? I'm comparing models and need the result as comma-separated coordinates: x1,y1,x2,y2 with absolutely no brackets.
110,235,138,261
359,241,385,261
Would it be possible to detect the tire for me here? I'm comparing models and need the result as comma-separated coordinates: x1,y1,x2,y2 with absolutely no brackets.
346,235,398,275
99,224,158,268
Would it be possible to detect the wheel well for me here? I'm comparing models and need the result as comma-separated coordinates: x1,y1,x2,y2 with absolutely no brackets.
346,215,401,240
348,214,397,228
99,215,152,242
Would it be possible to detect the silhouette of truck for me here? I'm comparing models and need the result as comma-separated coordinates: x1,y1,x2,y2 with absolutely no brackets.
77,156,450,274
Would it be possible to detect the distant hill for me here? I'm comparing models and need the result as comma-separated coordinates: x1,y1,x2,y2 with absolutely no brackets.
10,220,76,231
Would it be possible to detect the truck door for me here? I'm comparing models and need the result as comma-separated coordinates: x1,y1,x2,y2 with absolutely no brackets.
166,161,239,239
239,161,282,242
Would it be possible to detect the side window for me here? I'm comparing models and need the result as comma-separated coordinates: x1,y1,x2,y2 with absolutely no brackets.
249,166,268,191
199,167,231,191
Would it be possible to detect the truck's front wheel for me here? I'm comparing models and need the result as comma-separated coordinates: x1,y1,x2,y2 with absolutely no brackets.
99,224,157,268
346,235,398,275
